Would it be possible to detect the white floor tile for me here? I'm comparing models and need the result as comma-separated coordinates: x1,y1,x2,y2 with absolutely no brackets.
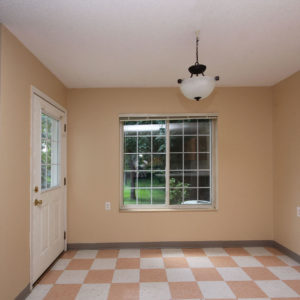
140,257,164,269
74,250,98,259
268,266,300,280
51,258,71,270
118,248,140,258
91,258,116,270
187,256,214,268
255,280,299,297
112,269,139,283
198,281,235,298
26,284,53,300
217,267,251,281
244,247,272,256
76,284,110,300
161,248,184,257
277,255,300,266
232,256,263,267
203,247,229,256
237,298,270,300
166,268,195,282
56,270,88,284
140,282,171,300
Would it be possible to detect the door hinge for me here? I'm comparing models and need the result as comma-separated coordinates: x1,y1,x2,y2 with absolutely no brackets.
64,231,66,240
64,124,67,132
64,177,67,185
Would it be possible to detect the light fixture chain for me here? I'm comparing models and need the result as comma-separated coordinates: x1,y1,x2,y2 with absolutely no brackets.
196,36,199,64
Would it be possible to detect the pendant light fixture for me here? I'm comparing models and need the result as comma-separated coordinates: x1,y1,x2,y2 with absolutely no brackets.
178,32,219,101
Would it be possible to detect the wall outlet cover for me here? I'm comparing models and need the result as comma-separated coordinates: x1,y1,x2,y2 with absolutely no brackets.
105,202,111,211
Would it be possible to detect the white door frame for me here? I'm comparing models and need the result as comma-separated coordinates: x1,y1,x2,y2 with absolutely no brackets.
29,86,67,288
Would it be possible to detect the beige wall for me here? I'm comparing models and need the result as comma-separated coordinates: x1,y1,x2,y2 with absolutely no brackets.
67,87,274,244
0,25,67,299
273,71,300,255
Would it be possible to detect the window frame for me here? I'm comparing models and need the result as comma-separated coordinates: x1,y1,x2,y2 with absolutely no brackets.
119,114,218,211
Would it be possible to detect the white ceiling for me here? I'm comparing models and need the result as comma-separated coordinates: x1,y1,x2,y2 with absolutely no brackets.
0,0,300,88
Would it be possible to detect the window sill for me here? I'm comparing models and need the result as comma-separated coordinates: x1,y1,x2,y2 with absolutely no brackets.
119,206,217,212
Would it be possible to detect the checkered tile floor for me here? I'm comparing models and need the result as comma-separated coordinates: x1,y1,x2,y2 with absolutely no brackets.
26,247,300,299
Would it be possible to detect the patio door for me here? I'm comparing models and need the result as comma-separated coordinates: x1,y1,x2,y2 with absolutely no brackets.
31,92,66,284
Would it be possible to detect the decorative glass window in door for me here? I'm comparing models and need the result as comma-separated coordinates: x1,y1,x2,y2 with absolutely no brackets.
41,113,60,190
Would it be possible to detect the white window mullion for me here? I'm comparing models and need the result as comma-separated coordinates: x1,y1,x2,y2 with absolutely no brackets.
136,134,139,204
165,121,170,206
150,123,153,205
209,120,213,204
196,120,199,201
182,121,185,203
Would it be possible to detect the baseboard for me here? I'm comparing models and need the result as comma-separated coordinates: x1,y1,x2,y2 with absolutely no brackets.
273,241,300,263
15,283,30,300
68,240,275,250
68,240,300,263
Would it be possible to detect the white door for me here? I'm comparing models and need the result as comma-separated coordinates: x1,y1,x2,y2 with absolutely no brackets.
31,93,66,283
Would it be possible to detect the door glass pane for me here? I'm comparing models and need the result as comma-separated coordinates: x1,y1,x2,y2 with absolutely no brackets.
41,113,60,191
41,165,47,189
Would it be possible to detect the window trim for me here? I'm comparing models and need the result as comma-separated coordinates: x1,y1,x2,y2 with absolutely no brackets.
119,114,218,211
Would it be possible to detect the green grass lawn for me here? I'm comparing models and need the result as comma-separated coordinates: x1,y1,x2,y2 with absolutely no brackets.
123,177,165,205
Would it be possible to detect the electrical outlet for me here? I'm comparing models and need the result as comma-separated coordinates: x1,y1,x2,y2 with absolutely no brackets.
297,206,300,217
105,202,111,211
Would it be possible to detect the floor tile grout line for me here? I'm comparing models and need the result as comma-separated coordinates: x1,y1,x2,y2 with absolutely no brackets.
28,246,300,300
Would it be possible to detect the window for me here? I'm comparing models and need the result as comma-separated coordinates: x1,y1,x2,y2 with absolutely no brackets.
41,113,60,190
120,115,217,210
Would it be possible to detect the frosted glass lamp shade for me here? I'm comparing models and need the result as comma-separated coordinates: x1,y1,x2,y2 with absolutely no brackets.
179,76,216,101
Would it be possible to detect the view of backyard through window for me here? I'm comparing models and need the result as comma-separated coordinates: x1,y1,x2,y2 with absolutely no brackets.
41,113,60,190
122,118,214,207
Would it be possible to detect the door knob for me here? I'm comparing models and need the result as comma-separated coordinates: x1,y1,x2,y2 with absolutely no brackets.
34,199,43,206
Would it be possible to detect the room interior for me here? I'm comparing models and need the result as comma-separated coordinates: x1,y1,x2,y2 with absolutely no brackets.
0,0,300,299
